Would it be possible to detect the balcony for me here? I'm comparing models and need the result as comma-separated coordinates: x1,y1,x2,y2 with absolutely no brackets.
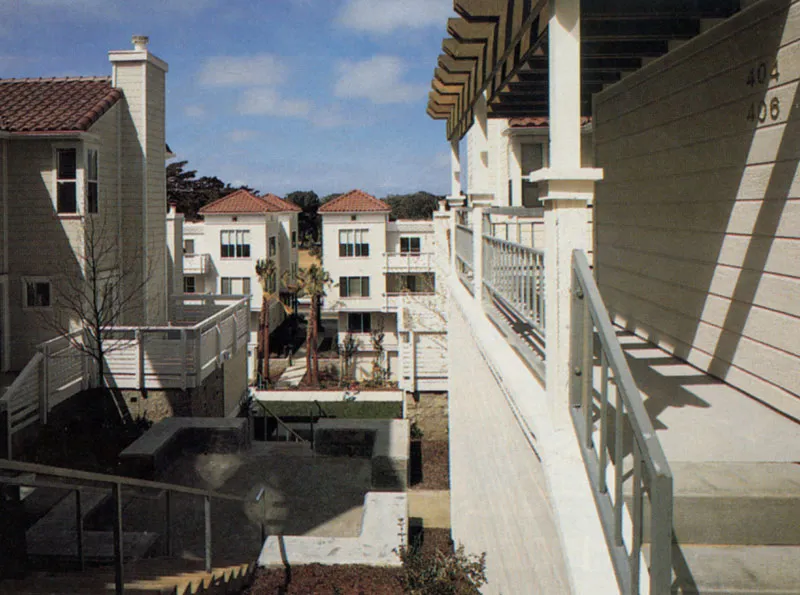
445,206,800,594
383,251,434,273
183,252,211,275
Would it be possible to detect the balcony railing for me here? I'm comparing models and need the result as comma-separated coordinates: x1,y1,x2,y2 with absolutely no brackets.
571,251,673,595
184,252,211,275
383,251,434,272
482,207,544,249
454,208,474,294
0,295,249,459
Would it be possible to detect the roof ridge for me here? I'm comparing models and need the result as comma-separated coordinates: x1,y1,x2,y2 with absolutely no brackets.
0,76,112,84
319,189,391,213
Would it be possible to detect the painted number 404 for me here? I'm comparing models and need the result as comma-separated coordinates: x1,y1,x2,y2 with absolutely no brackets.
745,60,780,123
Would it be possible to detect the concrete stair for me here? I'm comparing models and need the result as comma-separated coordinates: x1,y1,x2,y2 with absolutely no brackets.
0,558,255,594
661,462,800,593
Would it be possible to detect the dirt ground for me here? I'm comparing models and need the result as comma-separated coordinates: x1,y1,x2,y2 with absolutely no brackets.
245,528,454,595
298,249,321,270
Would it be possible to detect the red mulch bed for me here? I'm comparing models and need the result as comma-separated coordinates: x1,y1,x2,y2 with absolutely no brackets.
245,529,454,595
410,440,450,490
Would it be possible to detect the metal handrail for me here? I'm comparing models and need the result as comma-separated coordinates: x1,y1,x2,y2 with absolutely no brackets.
255,401,311,445
0,458,254,594
570,251,673,595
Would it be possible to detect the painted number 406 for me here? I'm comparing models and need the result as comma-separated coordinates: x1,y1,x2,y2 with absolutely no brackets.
746,60,780,123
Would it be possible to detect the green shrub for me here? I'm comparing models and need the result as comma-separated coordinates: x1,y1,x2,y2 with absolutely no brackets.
397,542,487,594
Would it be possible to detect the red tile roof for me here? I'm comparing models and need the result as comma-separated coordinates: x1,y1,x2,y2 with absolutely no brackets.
318,189,391,213
0,76,122,133
260,193,302,212
509,116,592,128
199,189,300,215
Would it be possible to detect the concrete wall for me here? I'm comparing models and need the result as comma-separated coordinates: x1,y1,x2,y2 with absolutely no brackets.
594,0,800,414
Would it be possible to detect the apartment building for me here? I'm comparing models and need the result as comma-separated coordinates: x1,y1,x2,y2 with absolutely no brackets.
0,36,169,371
183,189,300,374
319,190,446,391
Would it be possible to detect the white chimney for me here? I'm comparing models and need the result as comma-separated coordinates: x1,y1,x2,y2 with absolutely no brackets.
132,35,149,51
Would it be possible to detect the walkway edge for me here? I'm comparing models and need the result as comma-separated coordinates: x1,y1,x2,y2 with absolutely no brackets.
449,277,619,595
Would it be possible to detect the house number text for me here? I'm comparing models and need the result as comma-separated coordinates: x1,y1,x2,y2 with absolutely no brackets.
746,60,780,123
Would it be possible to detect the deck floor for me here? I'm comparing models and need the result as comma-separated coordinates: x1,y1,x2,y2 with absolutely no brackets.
448,305,570,594
619,332,800,463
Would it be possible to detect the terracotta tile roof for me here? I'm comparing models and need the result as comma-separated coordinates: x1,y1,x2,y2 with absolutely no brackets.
509,116,592,128
318,189,391,213
0,76,122,133
260,193,302,212
199,189,300,215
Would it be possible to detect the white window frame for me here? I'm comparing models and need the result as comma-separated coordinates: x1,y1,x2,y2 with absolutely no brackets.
52,143,82,215
184,276,196,293
400,237,421,254
268,236,277,257
221,277,251,295
86,147,99,214
338,229,369,257
220,230,251,259
22,277,52,309
183,239,195,254
339,276,370,298
348,312,371,333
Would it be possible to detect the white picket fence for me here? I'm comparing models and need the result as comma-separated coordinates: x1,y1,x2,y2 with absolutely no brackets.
0,295,249,459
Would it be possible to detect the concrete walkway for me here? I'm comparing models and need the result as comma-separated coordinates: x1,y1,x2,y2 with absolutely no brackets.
274,344,308,388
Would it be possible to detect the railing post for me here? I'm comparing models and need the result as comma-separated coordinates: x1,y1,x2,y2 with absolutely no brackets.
75,488,85,571
164,489,172,556
215,323,221,369
472,207,484,299
40,346,49,425
112,482,124,595
180,330,187,389
135,330,144,390
193,329,202,385
204,495,212,572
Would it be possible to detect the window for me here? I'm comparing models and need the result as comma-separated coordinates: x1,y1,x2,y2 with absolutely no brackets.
221,277,251,295
339,230,369,257
291,231,297,249
184,276,196,293
220,230,250,258
269,236,277,257
400,237,421,254
348,313,371,333
86,149,98,213
339,276,370,298
184,239,195,254
56,148,77,213
24,278,51,308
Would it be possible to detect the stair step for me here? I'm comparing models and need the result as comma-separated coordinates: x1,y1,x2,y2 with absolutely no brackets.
0,560,254,595
26,529,159,562
670,463,800,545
672,545,800,594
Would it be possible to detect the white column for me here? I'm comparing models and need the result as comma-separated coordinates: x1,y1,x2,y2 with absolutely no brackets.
471,207,484,299
448,140,464,200
468,93,493,205
509,136,523,207
529,0,603,416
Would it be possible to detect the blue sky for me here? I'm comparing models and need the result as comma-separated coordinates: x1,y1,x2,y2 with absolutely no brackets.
0,0,456,197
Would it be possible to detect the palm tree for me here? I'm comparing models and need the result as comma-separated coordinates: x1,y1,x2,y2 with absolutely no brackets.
255,258,277,388
285,264,331,387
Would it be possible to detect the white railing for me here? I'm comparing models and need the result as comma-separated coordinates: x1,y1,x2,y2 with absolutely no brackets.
454,208,474,294
383,252,435,272
183,252,211,275
0,296,249,459
483,207,544,249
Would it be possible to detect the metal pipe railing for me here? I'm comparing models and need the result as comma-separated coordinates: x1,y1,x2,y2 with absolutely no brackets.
0,458,254,594
570,250,673,595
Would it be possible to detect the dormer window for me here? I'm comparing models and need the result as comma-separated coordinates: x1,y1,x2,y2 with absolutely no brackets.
56,148,77,213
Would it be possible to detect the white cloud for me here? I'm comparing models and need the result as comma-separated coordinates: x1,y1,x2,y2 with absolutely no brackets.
337,0,452,33
236,88,311,117
334,56,426,105
199,54,286,88
227,129,258,142
183,104,206,118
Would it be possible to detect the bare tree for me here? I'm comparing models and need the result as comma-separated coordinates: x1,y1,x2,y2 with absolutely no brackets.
41,216,153,388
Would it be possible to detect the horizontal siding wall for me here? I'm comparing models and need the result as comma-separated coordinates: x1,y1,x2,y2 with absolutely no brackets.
594,0,800,414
